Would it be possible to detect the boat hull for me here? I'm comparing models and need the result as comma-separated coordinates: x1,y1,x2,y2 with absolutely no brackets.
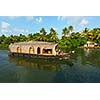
8,52,71,60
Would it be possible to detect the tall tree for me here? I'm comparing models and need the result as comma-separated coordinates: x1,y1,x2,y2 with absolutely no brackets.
19,34,27,42
0,34,6,44
62,27,69,37
80,27,90,40
40,28,47,35
39,28,47,41
68,25,74,33
48,28,59,43
27,33,33,41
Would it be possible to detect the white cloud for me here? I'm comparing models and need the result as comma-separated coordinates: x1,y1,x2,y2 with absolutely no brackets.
57,16,89,32
79,18,89,26
58,16,85,24
0,21,30,35
1,29,9,33
36,17,42,23
0,21,10,34
26,16,42,24
1,21,10,29
77,18,89,32
13,28,25,33
13,28,29,34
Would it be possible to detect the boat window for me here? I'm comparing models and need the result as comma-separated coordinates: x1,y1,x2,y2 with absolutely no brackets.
17,47,21,53
29,47,34,54
43,49,52,54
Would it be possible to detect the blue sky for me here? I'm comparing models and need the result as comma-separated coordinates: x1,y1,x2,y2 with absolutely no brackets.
0,16,100,37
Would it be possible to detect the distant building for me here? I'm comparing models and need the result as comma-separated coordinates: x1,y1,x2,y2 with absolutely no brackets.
9,41,59,56
84,41,98,48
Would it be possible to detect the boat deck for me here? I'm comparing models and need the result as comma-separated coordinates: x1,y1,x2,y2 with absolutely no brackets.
8,52,72,60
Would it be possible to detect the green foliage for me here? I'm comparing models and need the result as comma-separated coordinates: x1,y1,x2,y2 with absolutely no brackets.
0,26,100,50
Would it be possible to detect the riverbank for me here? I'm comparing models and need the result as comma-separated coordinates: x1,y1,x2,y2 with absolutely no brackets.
0,45,8,50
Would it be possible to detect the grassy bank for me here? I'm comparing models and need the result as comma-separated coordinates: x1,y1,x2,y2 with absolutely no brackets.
0,44,8,50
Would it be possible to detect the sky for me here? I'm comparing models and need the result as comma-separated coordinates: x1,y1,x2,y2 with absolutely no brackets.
0,16,100,37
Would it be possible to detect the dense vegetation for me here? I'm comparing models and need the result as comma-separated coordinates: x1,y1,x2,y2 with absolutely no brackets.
0,26,100,50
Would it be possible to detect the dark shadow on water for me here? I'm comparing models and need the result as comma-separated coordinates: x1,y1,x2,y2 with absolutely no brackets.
8,56,74,83
53,70,66,83
9,56,74,71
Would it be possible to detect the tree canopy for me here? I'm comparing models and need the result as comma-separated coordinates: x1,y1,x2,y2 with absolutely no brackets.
0,26,100,50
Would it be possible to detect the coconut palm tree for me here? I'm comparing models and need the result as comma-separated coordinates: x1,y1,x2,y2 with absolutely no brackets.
62,27,69,37
80,27,90,41
49,28,59,43
39,28,47,41
27,33,33,41
68,25,74,33
40,28,47,35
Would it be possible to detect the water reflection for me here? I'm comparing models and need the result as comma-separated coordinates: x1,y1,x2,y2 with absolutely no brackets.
84,48,100,66
8,56,74,82
9,56,73,71
1,49,100,82
72,48,100,67
8,49,100,83
84,48,90,57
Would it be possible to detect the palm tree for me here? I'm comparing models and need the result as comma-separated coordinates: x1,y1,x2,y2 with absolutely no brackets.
83,27,89,33
68,25,74,33
92,28,100,42
49,28,59,43
19,34,27,42
27,33,33,41
39,28,47,41
32,32,40,41
62,27,69,37
40,28,47,35
0,34,6,44
80,27,90,39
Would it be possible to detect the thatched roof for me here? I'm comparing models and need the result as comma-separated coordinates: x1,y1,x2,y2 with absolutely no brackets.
13,41,57,45
9,41,58,49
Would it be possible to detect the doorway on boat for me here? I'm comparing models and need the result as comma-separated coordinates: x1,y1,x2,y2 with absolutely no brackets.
17,47,21,53
42,49,52,54
29,47,34,54
37,47,40,54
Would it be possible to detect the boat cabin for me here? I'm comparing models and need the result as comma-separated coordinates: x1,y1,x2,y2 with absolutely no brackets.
9,41,59,56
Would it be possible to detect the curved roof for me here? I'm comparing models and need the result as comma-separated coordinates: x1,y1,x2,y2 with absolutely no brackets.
9,41,58,50
13,41,57,45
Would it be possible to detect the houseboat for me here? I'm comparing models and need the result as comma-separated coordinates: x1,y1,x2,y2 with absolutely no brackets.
9,41,71,59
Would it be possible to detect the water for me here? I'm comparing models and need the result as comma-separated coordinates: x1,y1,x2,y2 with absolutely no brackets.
0,48,100,83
